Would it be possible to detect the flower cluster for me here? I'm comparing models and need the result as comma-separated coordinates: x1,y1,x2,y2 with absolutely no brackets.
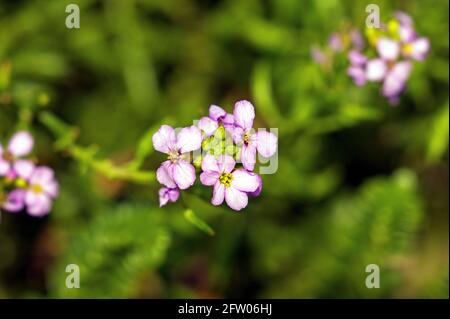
347,11,430,104
311,28,364,68
0,132,59,217
312,12,430,105
153,100,277,211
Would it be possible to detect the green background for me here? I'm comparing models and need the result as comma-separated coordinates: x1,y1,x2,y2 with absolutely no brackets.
0,0,448,298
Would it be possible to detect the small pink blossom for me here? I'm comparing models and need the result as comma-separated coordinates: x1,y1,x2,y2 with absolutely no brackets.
159,187,180,207
232,100,278,171
200,154,261,211
153,125,202,190
198,105,235,136
0,131,34,176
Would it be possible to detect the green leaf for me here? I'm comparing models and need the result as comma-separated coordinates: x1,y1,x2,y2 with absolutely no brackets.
251,61,283,127
49,204,170,298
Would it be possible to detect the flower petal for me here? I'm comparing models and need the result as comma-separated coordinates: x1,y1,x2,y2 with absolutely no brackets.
409,37,430,61
198,117,218,137
233,100,255,130
158,187,179,207
256,130,278,158
159,188,170,207
172,160,196,190
382,61,412,98
395,11,414,26
232,126,245,145
365,59,388,82
152,125,176,154
328,33,343,52
211,182,225,206
248,174,262,197
2,189,26,212
156,161,177,188
8,131,34,157
201,154,219,173
209,105,227,121
26,194,52,217
217,154,235,173
13,160,35,180
200,171,220,186
43,181,59,198
348,50,367,66
231,169,260,193
240,144,257,171
347,66,367,86
30,166,54,185
376,37,400,61
350,29,364,50
399,25,417,43
177,126,202,153
0,158,10,176
225,186,248,211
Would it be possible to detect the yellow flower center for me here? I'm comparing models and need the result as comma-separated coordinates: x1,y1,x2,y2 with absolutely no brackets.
219,173,233,187
15,178,27,188
32,184,43,193
243,133,251,144
402,43,413,55
167,150,180,162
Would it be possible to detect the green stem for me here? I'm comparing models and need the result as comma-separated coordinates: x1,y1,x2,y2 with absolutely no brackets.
38,112,155,185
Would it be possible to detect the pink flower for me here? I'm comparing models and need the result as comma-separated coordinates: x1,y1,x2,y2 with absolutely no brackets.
158,187,180,207
232,100,278,171
366,58,412,103
311,46,328,66
14,162,59,217
1,189,26,213
377,37,400,61
0,131,34,177
328,33,343,52
153,125,202,190
347,50,368,86
200,154,261,211
198,105,235,137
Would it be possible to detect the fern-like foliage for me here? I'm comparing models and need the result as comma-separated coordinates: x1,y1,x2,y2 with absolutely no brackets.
49,204,170,298
250,169,425,298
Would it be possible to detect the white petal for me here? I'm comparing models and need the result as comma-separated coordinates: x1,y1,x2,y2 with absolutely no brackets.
217,155,235,173
156,161,177,188
376,38,400,61
231,169,260,193
30,166,54,185
13,160,35,180
200,171,220,186
152,125,176,154
256,130,278,158
8,131,34,157
240,144,257,171
233,100,255,130
225,187,248,211
366,59,388,82
0,158,10,176
201,154,219,173
176,126,202,153
209,105,227,121
172,160,196,190
198,117,218,137
211,182,225,206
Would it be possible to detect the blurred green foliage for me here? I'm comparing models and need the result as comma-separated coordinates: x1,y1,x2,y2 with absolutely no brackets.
0,0,448,298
